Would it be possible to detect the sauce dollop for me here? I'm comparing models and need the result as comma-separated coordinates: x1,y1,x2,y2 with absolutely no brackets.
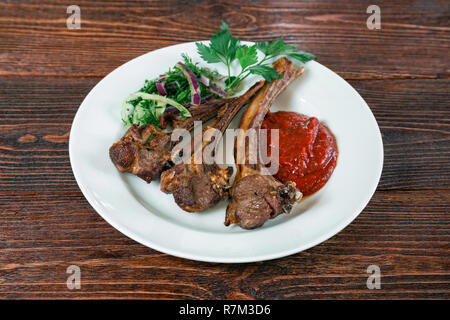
262,111,338,196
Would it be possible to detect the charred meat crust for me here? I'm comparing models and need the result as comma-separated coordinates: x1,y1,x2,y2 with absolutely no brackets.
166,99,230,131
225,57,304,229
225,174,300,229
109,124,172,183
109,98,236,184
159,81,265,213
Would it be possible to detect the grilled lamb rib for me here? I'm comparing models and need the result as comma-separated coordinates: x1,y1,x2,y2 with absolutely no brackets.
109,124,172,183
109,98,234,183
225,57,303,229
160,81,265,212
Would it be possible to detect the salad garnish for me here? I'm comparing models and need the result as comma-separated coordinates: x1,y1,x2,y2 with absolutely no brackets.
121,55,222,128
121,22,317,129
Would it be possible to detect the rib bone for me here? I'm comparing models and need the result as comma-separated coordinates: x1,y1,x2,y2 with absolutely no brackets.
225,57,304,229
109,98,237,183
160,81,264,212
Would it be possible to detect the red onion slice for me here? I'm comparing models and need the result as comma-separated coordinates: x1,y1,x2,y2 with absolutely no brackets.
200,74,210,86
156,81,167,96
201,93,215,103
176,62,201,105
165,81,180,88
209,85,227,97
165,106,177,113
192,93,201,105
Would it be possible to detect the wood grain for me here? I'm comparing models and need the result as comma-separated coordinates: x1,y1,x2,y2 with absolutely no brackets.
0,189,448,299
0,0,449,300
0,0,448,79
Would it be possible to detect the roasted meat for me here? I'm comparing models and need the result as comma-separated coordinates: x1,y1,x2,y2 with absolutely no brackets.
109,98,232,183
109,124,172,183
160,81,265,212
161,99,229,130
225,57,304,229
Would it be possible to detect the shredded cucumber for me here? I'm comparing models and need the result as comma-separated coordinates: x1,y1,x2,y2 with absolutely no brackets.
121,92,191,128
119,54,224,128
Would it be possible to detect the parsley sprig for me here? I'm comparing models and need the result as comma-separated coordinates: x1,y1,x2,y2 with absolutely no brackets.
196,21,317,92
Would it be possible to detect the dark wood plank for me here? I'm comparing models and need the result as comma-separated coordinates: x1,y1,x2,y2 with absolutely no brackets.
348,79,450,190
0,0,448,79
0,75,449,299
1,76,448,191
0,190,448,299
1,0,449,300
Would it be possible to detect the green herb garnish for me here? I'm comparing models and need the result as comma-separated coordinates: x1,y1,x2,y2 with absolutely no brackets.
196,21,317,92
121,55,221,128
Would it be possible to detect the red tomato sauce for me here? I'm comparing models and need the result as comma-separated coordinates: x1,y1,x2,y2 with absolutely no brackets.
261,111,338,196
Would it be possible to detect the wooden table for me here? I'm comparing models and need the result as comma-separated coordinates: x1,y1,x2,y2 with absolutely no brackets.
0,0,448,299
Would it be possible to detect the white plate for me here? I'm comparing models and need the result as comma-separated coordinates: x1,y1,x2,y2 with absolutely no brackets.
69,41,383,263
